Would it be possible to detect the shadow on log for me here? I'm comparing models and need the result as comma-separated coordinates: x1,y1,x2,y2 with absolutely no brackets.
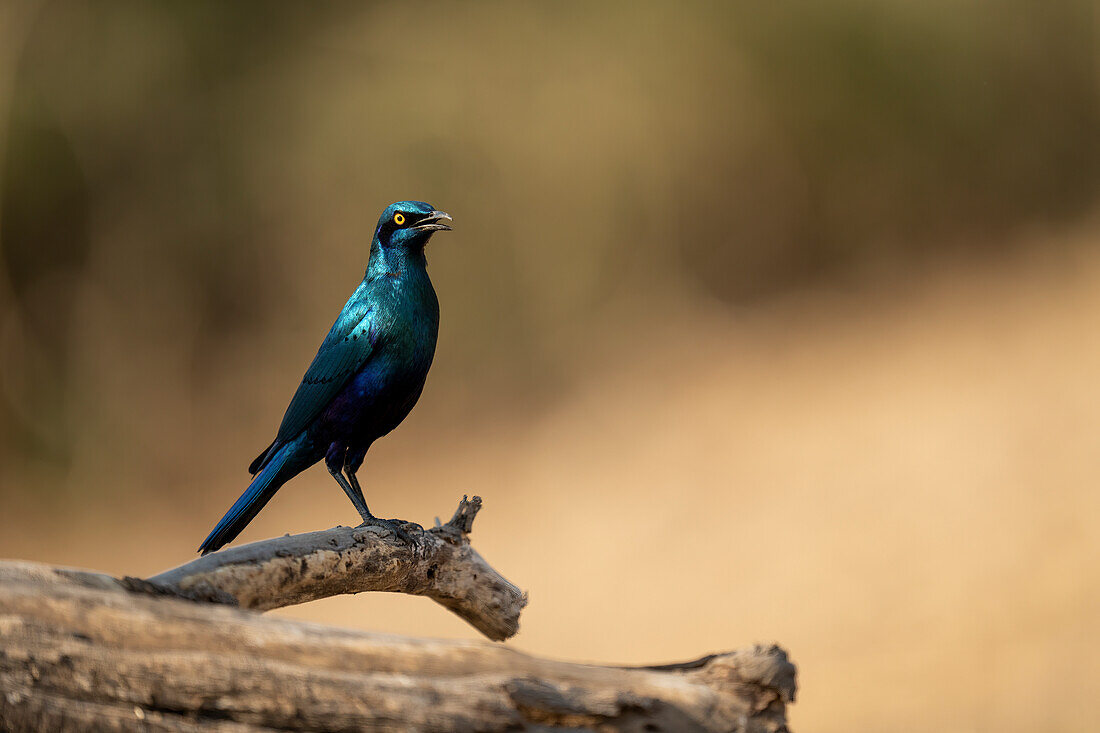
0,496,797,731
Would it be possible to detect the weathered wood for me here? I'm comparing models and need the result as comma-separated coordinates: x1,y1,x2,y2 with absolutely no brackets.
46,496,525,642
0,561,795,731
0,495,797,731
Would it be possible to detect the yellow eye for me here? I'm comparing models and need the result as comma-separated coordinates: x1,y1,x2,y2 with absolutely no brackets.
393,212,405,226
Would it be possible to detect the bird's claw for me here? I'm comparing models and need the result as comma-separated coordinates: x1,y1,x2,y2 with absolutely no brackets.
357,516,419,544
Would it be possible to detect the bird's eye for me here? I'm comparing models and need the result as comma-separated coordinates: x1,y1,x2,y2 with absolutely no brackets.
393,212,405,226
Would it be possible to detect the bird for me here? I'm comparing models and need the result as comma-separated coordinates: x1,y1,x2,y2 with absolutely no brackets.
198,201,452,555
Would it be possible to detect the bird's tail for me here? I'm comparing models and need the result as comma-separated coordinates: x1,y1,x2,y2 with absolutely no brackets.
198,440,297,555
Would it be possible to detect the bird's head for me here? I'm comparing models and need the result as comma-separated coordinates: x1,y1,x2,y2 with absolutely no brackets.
374,201,452,252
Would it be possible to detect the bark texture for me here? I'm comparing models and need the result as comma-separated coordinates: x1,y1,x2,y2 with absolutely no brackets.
0,496,797,731
147,495,525,642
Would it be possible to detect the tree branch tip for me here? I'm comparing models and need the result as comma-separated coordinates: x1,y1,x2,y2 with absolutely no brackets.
444,494,482,535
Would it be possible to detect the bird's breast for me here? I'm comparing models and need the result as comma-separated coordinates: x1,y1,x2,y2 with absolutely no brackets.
347,279,438,427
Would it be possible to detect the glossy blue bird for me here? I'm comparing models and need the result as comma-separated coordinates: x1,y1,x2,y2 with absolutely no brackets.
198,201,452,555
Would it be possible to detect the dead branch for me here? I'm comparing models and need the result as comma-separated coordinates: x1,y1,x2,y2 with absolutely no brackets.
46,496,525,642
152,495,525,641
0,495,797,731
0,557,795,731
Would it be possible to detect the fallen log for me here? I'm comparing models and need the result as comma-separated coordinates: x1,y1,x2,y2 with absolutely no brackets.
0,496,797,731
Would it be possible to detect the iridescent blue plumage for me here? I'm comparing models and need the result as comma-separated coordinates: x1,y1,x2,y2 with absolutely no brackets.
199,201,451,554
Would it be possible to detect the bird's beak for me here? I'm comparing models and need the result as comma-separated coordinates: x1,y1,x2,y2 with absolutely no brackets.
413,210,453,232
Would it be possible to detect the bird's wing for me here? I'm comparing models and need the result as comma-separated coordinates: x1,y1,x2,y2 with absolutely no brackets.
272,290,386,445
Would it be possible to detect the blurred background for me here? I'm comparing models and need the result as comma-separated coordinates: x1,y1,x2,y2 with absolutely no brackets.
1,1,1098,730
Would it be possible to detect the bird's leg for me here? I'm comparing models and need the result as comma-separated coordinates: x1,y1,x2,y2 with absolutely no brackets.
343,468,424,538
326,462,372,523
329,445,417,543
329,447,413,543
343,469,419,543
325,443,377,526
340,447,374,520
343,468,371,518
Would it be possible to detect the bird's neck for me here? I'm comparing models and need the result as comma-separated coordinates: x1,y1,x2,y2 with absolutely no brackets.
364,241,439,325
366,241,428,282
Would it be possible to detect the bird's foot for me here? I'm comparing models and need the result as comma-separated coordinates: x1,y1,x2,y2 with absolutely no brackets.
357,515,420,544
